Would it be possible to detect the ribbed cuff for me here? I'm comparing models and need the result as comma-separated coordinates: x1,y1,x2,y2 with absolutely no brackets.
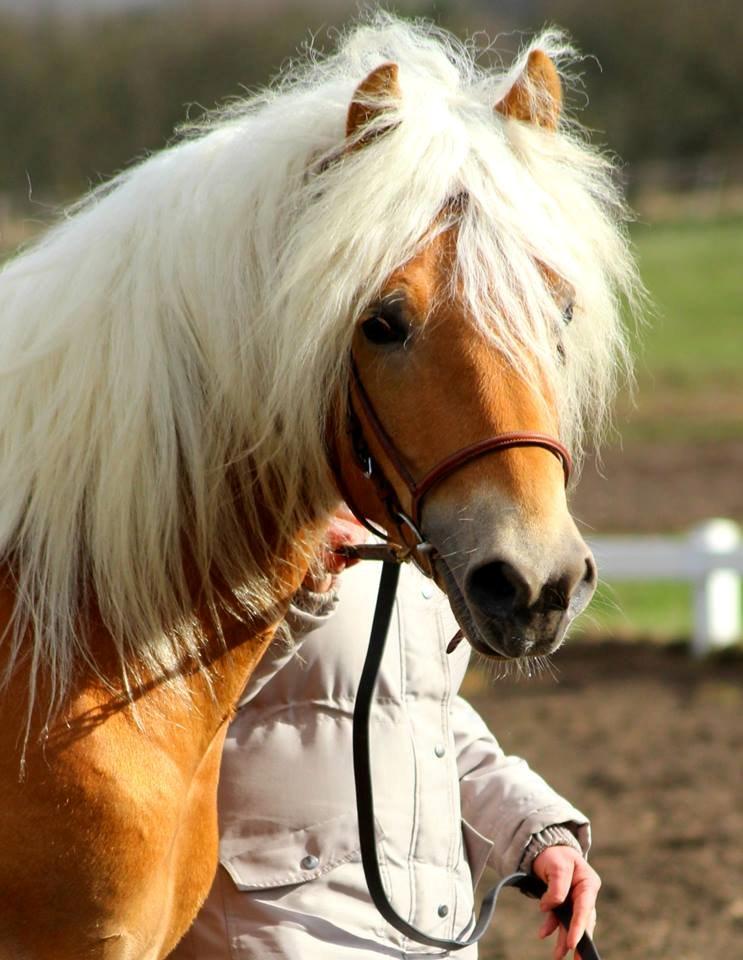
284,584,340,639
519,823,585,874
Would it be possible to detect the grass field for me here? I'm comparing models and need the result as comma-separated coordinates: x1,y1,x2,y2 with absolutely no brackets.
587,214,743,640
630,216,743,386
578,580,692,639
617,215,743,441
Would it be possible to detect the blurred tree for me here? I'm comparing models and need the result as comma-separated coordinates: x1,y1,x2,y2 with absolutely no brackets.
539,0,743,165
0,0,740,203
0,3,342,199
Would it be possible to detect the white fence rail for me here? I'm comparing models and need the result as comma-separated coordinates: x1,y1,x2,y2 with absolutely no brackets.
588,519,742,657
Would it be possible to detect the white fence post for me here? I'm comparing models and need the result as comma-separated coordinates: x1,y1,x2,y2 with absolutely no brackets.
688,519,742,658
589,519,743,656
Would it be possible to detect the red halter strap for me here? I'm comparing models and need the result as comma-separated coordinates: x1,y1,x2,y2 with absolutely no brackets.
340,357,572,569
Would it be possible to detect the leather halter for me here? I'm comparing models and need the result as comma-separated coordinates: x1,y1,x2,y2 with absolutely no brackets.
339,356,572,574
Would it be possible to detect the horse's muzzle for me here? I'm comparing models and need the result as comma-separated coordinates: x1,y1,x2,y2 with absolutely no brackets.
436,535,597,659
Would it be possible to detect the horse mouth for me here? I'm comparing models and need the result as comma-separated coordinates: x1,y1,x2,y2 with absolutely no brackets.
434,556,571,660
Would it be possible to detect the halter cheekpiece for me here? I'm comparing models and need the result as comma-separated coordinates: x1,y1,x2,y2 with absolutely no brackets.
336,356,572,575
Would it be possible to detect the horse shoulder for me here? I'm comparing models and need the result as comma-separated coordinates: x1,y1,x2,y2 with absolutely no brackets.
0,601,277,958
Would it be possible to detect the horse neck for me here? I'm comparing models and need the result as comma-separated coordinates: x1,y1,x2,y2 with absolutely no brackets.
138,520,322,719
187,527,320,713
0,518,323,758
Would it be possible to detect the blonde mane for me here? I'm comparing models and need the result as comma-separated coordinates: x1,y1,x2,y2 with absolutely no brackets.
0,14,640,715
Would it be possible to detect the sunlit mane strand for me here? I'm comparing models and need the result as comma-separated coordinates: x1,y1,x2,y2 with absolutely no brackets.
0,13,640,724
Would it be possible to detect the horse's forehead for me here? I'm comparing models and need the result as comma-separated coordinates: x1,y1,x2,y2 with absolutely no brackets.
382,229,457,311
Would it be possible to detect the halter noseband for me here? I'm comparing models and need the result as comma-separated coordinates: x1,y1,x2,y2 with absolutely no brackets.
336,356,572,575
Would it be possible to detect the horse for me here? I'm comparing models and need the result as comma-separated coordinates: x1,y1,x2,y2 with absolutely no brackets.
0,16,639,960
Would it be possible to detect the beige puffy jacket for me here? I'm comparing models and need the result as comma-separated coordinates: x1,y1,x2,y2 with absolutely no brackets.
216,560,589,941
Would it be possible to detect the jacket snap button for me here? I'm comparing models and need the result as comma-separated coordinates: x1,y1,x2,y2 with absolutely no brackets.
437,904,449,918
421,585,434,599
434,744,446,758
300,855,319,870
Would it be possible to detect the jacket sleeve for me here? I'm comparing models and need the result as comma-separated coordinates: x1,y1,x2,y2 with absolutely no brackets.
451,693,591,880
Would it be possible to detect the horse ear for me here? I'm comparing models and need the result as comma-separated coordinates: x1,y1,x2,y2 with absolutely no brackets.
346,62,401,142
495,49,562,131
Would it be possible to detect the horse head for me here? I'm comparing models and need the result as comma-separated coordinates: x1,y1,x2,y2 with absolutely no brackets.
334,53,602,660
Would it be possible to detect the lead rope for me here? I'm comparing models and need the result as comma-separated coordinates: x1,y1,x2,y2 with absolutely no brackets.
352,559,602,959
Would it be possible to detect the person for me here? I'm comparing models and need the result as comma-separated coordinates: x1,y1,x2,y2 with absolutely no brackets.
171,514,600,959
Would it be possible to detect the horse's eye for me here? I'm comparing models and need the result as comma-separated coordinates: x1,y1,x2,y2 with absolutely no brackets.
562,301,574,325
361,302,409,346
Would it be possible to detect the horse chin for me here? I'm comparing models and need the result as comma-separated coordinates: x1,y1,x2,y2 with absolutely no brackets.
434,556,572,660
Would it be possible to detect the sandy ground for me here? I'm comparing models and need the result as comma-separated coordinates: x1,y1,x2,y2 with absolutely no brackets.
572,439,743,533
462,642,743,960
398,419,743,958
468,436,743,960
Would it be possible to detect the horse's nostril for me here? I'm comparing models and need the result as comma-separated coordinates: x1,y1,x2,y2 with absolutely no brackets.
543,554,597,612
466,560,532,618
541,579,571,612
465,549,597,623
584,554,598,587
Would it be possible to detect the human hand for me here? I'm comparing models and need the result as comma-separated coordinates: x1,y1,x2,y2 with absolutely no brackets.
532,846,600,959
302,506,368,592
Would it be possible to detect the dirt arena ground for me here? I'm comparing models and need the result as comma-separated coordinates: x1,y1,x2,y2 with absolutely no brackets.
465,437,743,960
465,641,742,960
572,439,743,533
